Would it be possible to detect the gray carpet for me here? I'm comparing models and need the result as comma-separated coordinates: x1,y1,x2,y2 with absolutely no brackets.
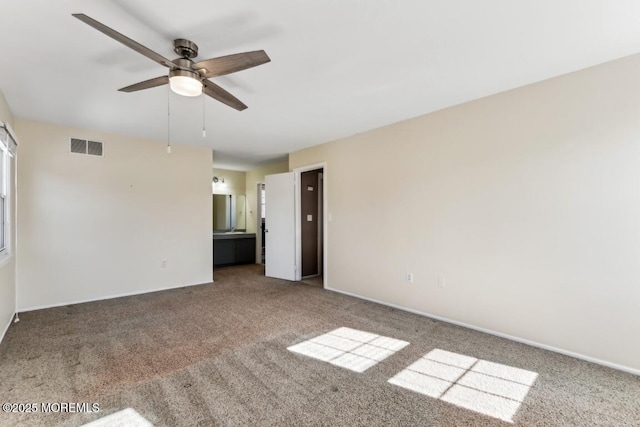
1,264,639,426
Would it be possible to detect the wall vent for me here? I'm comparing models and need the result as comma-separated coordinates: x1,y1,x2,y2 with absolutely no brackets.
70,138,104,157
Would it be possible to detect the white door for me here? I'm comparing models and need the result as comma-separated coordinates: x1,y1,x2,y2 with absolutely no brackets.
265,172,296,280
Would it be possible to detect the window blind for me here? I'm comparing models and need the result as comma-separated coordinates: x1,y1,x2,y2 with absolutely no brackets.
0,122,18,157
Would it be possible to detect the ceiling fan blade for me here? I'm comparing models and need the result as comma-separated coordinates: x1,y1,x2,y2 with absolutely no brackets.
193,50,271,78
203,80,247,111
118,76,169,92
72,13,176,69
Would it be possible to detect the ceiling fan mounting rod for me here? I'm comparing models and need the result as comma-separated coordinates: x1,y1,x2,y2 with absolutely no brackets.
173,38,198,59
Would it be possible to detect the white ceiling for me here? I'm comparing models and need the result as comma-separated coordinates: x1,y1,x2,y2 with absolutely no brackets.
1,1,640,170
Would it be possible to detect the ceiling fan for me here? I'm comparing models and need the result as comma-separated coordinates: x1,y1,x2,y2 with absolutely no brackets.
72,13,270,111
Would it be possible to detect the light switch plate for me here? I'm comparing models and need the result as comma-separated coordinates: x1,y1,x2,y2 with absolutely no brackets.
307,214,313,221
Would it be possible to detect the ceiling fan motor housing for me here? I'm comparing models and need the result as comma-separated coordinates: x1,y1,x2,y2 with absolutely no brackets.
173,38,198,58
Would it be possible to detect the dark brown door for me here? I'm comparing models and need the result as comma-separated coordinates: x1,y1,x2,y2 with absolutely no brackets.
301,169,322,277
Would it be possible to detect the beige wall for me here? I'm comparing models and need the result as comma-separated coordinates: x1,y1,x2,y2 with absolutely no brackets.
0,90,16,340
245,160,289,234
212,168,246,195
0,91,14,129
290,54,640,372
16,119,213,311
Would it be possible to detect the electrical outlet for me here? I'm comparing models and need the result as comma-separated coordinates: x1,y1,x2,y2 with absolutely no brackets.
161,260,167,268
437,274,446,288
406,273,414,284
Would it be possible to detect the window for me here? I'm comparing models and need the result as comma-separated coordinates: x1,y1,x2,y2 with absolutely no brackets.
0,123,17,254
0,150,6,251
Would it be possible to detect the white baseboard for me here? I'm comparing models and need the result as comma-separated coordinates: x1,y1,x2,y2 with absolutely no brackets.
325,286,640,377
18,280,212,313
0,311,14,345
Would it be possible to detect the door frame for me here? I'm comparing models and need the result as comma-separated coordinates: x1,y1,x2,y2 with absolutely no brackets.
294,162,328,286
256,182,264,264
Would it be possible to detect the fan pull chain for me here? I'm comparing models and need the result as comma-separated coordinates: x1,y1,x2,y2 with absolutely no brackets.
167,87,172,154
202,88,207,138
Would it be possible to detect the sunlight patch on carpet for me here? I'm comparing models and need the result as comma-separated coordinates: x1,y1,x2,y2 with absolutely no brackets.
81,408,153,427
288,327,409,373
388,349,538,423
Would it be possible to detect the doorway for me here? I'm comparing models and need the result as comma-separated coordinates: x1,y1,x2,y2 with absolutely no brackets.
300,168,323,279
256,183,266,264
263,163,328,286
294,162,327,287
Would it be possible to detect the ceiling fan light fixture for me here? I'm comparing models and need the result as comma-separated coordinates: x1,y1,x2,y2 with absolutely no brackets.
169,69,202,97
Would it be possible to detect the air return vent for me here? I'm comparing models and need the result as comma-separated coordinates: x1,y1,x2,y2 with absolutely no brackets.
70,138,104,157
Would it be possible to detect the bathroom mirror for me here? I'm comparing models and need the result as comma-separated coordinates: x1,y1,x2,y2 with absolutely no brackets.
213,194,246,231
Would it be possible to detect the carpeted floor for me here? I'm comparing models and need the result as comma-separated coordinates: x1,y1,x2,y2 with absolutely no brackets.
1,264,639,426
